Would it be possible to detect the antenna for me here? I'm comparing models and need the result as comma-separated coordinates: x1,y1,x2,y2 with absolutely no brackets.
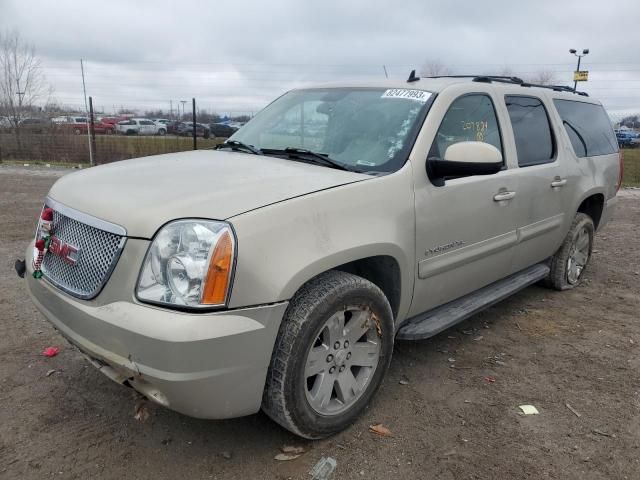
407,70,419,83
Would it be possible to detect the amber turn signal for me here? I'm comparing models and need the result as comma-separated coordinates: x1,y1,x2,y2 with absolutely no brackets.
201,230,234,305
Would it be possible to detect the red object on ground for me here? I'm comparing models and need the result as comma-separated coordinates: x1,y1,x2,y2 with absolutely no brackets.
41,207,54,221
483,376,496,384
42,347,60,357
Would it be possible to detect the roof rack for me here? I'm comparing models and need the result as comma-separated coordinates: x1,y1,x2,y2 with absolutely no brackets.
406,71,588,96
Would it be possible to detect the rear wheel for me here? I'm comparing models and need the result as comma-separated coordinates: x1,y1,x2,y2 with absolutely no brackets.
157,128,166,136
262,271,394,439
545,212,594,290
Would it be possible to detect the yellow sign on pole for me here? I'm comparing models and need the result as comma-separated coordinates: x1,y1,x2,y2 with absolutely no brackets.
574,70,589,82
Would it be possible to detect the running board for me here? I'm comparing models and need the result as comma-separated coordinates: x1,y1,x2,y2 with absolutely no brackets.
396,263,550,341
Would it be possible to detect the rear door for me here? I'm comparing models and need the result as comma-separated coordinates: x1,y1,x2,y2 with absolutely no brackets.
410,90,520,316
502,94,570,272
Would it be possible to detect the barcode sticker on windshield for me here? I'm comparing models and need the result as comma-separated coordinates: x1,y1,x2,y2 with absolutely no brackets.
381,89,431,103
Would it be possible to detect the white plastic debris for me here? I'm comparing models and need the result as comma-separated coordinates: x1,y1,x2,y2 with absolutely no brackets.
519,405,539,415
310,456,337,480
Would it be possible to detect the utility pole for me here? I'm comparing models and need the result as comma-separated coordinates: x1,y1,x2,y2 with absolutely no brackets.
89,96,97,163
180,100,187,120
192,98,197,150
80,59,94,166
383,65,389,79
570,48,589,92
170,100,173,119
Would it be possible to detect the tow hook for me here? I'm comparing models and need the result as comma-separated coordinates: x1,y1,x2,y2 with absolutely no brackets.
15,259,26,278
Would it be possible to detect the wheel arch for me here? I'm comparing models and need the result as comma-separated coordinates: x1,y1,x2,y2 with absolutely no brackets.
576,191,605,229
278,247,408,322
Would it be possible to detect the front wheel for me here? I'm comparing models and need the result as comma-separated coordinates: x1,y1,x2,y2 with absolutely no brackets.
544,212,594,290
262,271,394,439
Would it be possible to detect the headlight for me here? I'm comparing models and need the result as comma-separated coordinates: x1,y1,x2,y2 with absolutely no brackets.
136,220,235,308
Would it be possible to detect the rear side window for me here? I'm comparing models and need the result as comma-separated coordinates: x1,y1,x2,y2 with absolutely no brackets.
505,96,554,167
553,100,618,157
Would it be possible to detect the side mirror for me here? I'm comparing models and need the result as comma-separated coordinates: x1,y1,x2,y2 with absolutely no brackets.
429,141,503,180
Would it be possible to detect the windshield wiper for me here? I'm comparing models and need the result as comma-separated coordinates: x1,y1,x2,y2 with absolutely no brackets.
264,147,352,172
216,140,262,155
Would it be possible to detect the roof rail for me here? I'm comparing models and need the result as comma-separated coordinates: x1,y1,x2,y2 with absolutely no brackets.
406,71,589,96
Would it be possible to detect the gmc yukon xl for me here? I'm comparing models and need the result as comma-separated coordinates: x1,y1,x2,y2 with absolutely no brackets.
19,73,622,438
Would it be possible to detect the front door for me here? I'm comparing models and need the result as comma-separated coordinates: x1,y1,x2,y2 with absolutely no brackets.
410,92,520,317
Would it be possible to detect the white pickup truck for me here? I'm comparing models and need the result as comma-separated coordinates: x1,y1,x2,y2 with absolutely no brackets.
115,118,166,136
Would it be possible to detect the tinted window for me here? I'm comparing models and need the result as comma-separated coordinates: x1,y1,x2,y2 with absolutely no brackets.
553,100,618,157
429,94,502,160
505,96,554,167
140,120,154,125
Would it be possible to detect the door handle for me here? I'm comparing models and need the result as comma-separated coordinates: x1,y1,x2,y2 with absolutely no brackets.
551,178,567,188
493,191,516,202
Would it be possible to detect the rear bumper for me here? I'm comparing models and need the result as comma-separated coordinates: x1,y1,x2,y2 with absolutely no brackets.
26,260,287,419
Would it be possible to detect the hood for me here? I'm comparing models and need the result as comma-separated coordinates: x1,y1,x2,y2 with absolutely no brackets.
48,150,369,238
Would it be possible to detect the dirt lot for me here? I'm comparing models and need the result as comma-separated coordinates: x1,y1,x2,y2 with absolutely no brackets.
1,165,639,480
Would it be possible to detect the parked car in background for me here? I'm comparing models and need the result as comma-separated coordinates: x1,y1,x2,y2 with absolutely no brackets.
153,119,171,126
209,123,238,138
615,130,639,148
0,116,11,129
18,118,50,133
99,116,129,127
116,118,167,136
176,122,210,138
57,117,115,135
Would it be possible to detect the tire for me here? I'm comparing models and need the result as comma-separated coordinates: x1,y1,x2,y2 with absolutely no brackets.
73,128,81,135
544,212,595,290
262,270,394,439
126,129,135,136
158,128,166,136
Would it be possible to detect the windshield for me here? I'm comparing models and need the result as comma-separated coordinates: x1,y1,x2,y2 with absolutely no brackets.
230,87,433,173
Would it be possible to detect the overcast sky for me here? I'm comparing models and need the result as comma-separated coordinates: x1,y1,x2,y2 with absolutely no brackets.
2,0,639,117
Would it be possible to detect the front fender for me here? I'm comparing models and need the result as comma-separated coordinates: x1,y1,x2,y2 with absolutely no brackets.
227,165,416,322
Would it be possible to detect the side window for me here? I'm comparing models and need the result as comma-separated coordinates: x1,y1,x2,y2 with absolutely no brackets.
429,94,503,161
553,100,618,158
505,96,554,167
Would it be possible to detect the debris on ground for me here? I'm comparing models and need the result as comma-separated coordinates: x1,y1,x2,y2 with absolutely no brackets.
483,376,496,384
281,445,305,455
133,401,149,422
274,453,302,461
42,347,59,357
592,429,616,438
565,403,582,418
45,369,57,377
310,457,337,480
369,424,393,437
399,379,409,385
220,451,232,460
518,405,539,415
473,335,484,341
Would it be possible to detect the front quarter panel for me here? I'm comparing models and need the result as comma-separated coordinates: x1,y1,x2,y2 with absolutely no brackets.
227,165,416,322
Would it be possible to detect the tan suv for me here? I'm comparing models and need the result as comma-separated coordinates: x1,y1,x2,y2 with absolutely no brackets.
19,73,622,439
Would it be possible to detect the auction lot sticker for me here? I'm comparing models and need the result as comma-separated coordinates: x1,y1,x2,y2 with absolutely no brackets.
381,89,432,103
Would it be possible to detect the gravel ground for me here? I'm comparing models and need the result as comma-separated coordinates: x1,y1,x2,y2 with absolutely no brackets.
1,165,639,480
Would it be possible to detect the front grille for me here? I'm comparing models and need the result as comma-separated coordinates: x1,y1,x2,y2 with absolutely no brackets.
41,207,126,299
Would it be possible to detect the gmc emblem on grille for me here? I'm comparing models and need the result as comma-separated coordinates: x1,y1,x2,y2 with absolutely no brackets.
48,236,80,265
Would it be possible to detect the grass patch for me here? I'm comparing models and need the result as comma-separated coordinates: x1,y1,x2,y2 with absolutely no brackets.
622,148,640,187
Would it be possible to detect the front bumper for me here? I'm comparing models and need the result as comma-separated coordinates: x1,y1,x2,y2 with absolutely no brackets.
25,241,287,419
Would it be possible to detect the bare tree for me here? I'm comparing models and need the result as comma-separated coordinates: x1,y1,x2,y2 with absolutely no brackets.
0,30,51,136
525,70,557,86
419,60,452,77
